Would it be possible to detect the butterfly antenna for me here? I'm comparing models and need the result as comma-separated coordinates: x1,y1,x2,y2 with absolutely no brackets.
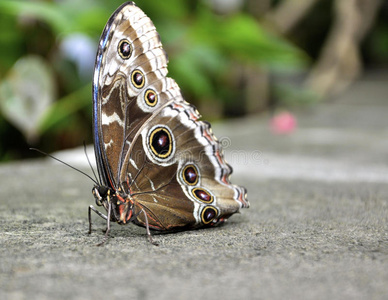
83,142,100,185
30,147,99,185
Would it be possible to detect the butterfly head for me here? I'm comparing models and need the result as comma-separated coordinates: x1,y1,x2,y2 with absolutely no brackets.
92,184,135,224
92,185,110,206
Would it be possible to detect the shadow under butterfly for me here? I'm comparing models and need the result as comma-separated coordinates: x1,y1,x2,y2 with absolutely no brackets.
89,1,248,245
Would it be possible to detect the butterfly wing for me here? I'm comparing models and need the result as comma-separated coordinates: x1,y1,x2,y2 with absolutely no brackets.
93,2,248,231
93,2,174,188
121,100,248,230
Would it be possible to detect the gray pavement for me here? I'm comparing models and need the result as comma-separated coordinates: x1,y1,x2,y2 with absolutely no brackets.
1,71,387,299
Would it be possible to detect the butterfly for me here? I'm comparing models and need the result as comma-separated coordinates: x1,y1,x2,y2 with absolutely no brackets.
90,1,248,245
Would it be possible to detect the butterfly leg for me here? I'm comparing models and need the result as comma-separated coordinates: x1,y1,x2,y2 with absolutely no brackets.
88,205,108,234
96,201,112,246
140,208,158,246
88,204,111,246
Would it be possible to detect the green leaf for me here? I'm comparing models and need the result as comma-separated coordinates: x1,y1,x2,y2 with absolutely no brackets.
190,10,306,69
38,84,91,134
170,49,215,99
0,0,73,34
0,55,55,142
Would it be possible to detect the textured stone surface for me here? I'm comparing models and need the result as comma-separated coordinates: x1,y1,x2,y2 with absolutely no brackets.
1,72,387,300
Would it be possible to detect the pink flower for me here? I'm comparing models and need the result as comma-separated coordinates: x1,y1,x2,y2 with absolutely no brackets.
270,111,297,134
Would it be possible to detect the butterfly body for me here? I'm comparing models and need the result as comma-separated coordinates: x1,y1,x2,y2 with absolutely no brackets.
91,2,248,243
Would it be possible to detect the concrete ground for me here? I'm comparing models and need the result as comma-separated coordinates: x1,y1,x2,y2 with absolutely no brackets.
0,71,387,299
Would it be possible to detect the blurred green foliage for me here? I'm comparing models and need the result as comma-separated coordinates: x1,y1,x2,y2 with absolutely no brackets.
364,6,388,66
0,0,307,161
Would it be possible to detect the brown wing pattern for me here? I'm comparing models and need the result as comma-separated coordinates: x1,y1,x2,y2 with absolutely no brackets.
94,2,248,231
120,99,248,230
94,3,178,186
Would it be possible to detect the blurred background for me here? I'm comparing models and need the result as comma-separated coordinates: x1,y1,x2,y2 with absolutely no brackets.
0,0,387,161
